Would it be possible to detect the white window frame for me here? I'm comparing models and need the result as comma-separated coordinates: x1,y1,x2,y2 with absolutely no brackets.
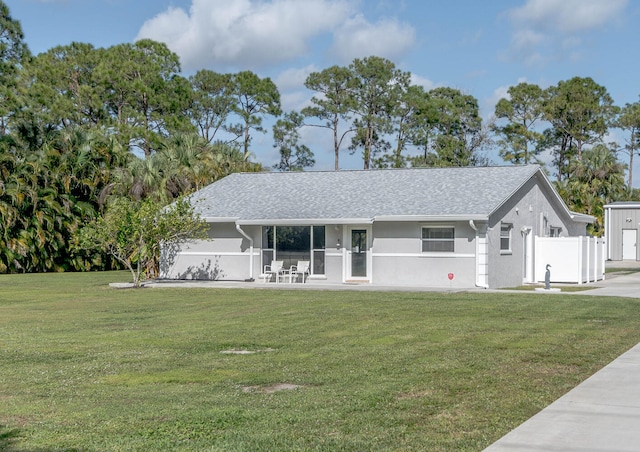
311,225,326,276
500,223,512,254
549,226,562,237
421,226,455,253
261,225,325,275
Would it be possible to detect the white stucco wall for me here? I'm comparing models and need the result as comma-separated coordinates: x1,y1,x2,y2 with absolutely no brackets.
487,174,590,288
160,223,257,280
370,221,477,288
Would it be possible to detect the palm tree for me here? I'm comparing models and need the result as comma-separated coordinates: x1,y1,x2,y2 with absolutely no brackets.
0,126,118,273
556,144,626,235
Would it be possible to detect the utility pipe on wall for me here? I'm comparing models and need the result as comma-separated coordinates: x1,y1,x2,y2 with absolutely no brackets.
469,220,489,289
235,224,254,281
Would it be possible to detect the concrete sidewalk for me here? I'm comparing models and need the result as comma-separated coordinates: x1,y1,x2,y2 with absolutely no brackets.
484,343,640,451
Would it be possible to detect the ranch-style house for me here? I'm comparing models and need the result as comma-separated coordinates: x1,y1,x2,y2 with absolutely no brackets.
159,165,594,289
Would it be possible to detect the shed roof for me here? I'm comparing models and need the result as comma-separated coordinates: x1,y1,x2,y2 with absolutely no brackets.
189,165,588,224
604,202,640,209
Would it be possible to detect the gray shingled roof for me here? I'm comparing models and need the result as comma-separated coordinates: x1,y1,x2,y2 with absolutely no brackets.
190,165,549,223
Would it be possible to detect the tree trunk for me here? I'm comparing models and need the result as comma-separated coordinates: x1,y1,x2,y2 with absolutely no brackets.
243,120,250,160
629,129,635,190
333,114,339,171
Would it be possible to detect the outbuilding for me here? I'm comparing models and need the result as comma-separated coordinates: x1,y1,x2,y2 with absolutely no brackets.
604,202,640,261
160,165,595,289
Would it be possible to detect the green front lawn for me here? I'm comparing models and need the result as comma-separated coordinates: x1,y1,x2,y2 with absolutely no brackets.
2,272,640,451
605,267,640,274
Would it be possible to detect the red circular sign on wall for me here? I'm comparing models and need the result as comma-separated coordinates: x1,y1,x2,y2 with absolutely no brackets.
448,273,454,281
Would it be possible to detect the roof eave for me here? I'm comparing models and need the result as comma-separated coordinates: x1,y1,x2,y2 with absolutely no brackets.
203,217,240,223
210,215,490,225
237,218,374,226
570,212,596,223
604,202,640,209
373,214,489,222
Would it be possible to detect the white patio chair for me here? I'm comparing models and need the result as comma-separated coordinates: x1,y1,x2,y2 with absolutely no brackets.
262,260,283,283
289,261,310,283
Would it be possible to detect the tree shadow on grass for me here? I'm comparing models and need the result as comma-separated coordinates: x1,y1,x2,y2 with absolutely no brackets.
1,424,82,452
0,425,22,451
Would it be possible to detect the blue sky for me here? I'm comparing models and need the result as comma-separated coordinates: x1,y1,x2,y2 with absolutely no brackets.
6,0,640,182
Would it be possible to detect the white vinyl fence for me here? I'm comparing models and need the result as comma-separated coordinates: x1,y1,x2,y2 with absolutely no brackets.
535,236,605,284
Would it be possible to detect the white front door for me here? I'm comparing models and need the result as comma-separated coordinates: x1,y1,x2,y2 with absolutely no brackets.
622,229,637,260
347,227,370,281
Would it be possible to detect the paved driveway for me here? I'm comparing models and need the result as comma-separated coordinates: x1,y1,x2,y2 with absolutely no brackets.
579,269,640,298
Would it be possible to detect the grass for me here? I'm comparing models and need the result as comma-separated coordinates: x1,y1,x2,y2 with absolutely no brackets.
2,272,640,451
605,267,640,274
501,284,595,292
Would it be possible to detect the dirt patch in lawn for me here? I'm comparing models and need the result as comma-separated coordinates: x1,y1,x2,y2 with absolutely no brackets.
220,348,275,355
242,383,302,393
397,389,436,400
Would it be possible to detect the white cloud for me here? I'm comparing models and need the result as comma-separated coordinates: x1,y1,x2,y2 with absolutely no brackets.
491,85,511,106
410,73,434,90
508,0,628,33
511,29,546,52
329,14,416,63
280,90,313,114
136,0,354,70
138,6,192,47
137,0,417,74
504,29,547,67
275,65,319,112
504,0,628,67
275,65,318,92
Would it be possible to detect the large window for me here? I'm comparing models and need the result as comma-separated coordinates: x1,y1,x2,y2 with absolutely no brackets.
422,227,454,252
500,223,512,253
262,226,325,274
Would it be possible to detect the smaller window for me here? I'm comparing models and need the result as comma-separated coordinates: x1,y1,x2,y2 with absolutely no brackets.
422,227,454,252
500,223,512,253
550,226,562,237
